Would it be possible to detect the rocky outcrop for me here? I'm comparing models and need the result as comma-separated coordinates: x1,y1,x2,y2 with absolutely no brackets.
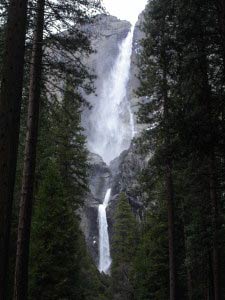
79,15,133,264
80,153,111,265
128,12,147,135
82,14,131,70
79,14,148,265
81,143,147,263
107,142,148,243
81,15,131,135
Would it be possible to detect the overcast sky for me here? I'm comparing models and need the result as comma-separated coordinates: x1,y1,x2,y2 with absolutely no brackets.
102,0,147,24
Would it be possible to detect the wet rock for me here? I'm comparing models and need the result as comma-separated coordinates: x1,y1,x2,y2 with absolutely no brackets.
80,153,111,264
81,15,131,135
79,13,148,265
107,142,148,244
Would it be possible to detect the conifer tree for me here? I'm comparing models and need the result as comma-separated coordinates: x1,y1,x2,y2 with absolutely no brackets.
27,71,91,295
13,1,45,298
134,207,169,300
12,0,101,297
29,160,84,300
137,1,178,298
137,0,225,299
28,82,108,299
111,193,138,300
53,77,89,207
0,1,28,297
173,1,223,297
215,0,225,71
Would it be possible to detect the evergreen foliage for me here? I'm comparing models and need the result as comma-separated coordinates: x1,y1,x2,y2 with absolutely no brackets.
0,1,106,298
53,78,89,208
1,0,225,299
29,160,108,300
27,78,108,299
134,208,169,300
111,193,138,300
29,160,81,299
134,0,225,299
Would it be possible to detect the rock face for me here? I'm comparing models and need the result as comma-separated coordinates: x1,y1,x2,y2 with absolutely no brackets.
81,145,147,264
79,14,147,265
79,14,131,264
82,14,131,72
80,153,111,265
128,12,147,135
110,142,146,215
107,142,148,245
81,15,131,135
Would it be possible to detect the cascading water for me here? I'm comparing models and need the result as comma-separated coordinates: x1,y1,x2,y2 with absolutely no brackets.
98,189,112,273
88,27,135,165
95,27,135,273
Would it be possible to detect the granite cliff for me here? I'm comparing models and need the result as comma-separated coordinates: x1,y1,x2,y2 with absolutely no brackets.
79,14,146,265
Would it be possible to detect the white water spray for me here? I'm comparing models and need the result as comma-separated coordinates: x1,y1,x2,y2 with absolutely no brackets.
98,189,112,273
88,27,135,165
96,28,136,274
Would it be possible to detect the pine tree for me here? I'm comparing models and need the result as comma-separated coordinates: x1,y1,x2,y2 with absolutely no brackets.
172,1,223,297
0,1,28,297
111,193,138,300
27,73,93,298
215,0,225,71
11,0,102,297
29,160,84,299
137,1,178,298
53,77,89,208
13,1,45,298
137,0,225,299
28,91,108,299
134,208,169,300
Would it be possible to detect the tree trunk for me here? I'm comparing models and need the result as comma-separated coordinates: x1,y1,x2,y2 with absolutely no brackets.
13,0,45,299
187,270,193,300
165,162,176,300
180,200,193,300
216,0,225,71
162,56,176,299
163,84,176,300
0,1,28,298
208,153,220,300
198,33,221,300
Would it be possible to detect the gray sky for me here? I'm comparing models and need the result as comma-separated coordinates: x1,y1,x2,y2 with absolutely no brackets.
102,0,147,24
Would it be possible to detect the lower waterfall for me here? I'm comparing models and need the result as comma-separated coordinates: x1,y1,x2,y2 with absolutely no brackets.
96,28,135,273
98,189,112,273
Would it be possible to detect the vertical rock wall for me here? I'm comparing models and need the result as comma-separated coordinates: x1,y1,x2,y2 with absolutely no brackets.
80,14,147,264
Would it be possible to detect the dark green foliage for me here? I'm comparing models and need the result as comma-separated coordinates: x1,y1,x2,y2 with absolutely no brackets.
2,0,103,296
2,0,104,296
53,78,89,209
28,81,108,299
29,160,81,299
134,0,225,299
111,193,138,300
29,160,109,300
134,209,169,300
133,171,169,300
42,0,103,105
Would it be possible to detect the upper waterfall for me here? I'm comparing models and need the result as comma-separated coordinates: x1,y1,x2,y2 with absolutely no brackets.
88,26,135,165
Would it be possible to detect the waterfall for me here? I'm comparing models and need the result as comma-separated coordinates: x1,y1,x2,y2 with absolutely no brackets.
98,189,112,273
129,105,136,138
88,27,135,165
94,28,135,274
